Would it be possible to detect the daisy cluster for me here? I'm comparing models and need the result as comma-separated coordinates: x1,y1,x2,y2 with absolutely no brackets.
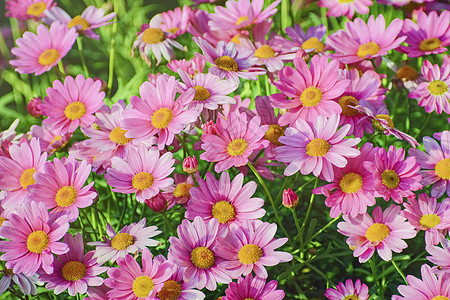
0,0,450,299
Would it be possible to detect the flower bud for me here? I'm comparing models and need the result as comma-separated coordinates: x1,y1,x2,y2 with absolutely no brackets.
202,120,217,135
145,192,168,213
282,188,299,208
183,156,198,174
27,97,44,118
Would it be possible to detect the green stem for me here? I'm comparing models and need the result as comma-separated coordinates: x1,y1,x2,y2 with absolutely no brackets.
300,177,319,231
304,216,340,245
295,177,315,193
162,212,176,236
391,260,408,285
305,262,334,286
291,208,301,239
107,4,118,95
414,113,431,139
281,0,291,33
369,256,381,290
176,134,191,157
76,38,90,77
57,61,66,77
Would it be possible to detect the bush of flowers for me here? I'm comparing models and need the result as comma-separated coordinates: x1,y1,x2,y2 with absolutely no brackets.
0,0,449,298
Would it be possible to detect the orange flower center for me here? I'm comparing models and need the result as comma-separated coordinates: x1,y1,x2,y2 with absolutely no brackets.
111,232,134,250
55,186,78,207
27,230,49,253
264,124,284,146
61,261,87,281
339,172,363,193
396,66,419,82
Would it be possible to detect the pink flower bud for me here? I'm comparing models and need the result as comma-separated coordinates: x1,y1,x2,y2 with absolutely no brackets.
283,188,299,208
183,156,198,174
27,97,44,118
202,120,217,135
145,192,174,213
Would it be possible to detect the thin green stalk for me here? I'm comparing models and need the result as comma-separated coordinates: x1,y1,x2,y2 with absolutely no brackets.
176,134,191,157
57,61,66,77
76,38,90,77
305,262,334,286
414,113,431,139
391,260,408,285
281,0,291,33
291,208,302,242
369,256,381,290
295,177,315,193
162,212,176,236
300,177,319,231
107,4,118,95
264,75,271,96
304,216,340,245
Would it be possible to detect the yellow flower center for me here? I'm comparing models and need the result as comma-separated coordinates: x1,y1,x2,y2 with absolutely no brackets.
428,80,448,96
133,276,155,298
381,170,400,189
68,16,90,30
306,138,330,157
419,38,442,51
395,66,419,82
158,280,182,300
167,27,179,34
191,246,215,269
238,244,263,264
151,108,173,129
132,172,154,190
365,223,390,243
339,172,363,193
51,135,62,144
300,86,323,107
20,167,36,189
0,217,7,227
26,2,46,17
193,85,211,101
142,28,165,44
109,127,132,145
111,232,134,250
339,95,359,116
215,56,238,72
55,186,78,207
27,230,49,253
301,37,325,53
212,201,236,224
61,261,87,282
264,124,284,146
357,42,380,59
227,139,248,156
431,297,449,300
435,158,450,180
173,182,192,198
38,49,60,66
64,102,86,120
372,114,394,131
343,296,360,300
420,214,441,229
254,45,276,59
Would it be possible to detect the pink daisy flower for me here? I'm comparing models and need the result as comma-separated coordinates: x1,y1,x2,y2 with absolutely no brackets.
168,217,232,291
40,74,105,135
88,218,161,264
200,111,269,173
402,193,450,246
326,15,405,64
223,274,285,300
39,233,108,296
121,76,199,150
427,239,450,276
409,130,450,198
399,11,450,57
392,264,450,300
318,0,373,19
27,155,97,222
167,57,206,77
254,95,283,159
0,270,39,297
270,55,350,126
105,248,172,299
10,22,77,75
5,0,55,20
29,124,71,154
337,204,417,263
325,279,369,300
276,114,361,182
170,173,194,205
363,145,422,204
285,24,327,54
160,5,192,39
86,285,111,300
0,201,69,275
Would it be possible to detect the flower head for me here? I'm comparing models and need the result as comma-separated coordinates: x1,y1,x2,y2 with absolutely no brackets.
325,279,369,300
6,0,55,20
319,0,373,19
0,270,39,297
426,239,450,276
223,274,285,300
285,24,327,54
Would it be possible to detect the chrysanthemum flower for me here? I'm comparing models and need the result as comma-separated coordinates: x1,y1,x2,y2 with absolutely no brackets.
0,201,69,275
427,238,450,276
223,274,285,300
30,124,71,154
285,24,327,54
88,218,161,264
326,15,405,64
86,285,111,300
10,22,77,75
325,279,369,300
169,173,194,205
40,74,105,135
270,55,350,125
337,204,416,263
39,233,108,296
276,114,361,182
105,248,172,299
168,217,232,291
318,0,373,19
167,56,206,77
0,270,39,297
6,0,55,20
160,5,192,39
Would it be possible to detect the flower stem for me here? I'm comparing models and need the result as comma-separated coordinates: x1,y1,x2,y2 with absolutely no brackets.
107,3,118,95
304,216,340,245
300,177,319,231
76,37,90,77
414,113,431,139
391,259,408,285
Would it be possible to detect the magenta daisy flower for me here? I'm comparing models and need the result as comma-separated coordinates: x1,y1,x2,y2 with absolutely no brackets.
270,55,350,126
337,204,417,263
326,15,405,64
39,233,108,296
40,74,105,135
427,239,450,276
200,111,269,173
168,217,231,291
170,173,194,205
167,56,206,77
185,172,265,228
325,279,369,300
105,145,174,202
105,248,172,299
254,95,283,159
276,114,361,182
285,24,327,54
10,22,77,75
6,0,55,20
223,274,285,300
0,201,69,275
318,0,373,19
88,218,161,264
30,124,71,154
160,5,192,39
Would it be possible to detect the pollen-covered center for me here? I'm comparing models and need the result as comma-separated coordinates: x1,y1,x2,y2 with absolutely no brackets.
357,42,380,59
301,37,325,53
61,261,87,282
430,297,449,300
64,102,86,120
55,186,78,207
109,127,132,145
396,66,419,82
142,28,165,44
373,114,394,131
227,139,248,156
151,107,173,129
381,170,400,189
26,2,46,17
343,296,360,300
255,45,276,59
191,246,215,269
365,223,390,243
111,232,134,250
420,214,441,229
300,86,323,107
20,167,36,189
157,280,182,300
306,138,330,157
428,80,448,96
339,95,359,116
435,158,450,180
132,172,154,190
264,124,284,146
193,85,211,101
27,230,49,253
238,244,263,264
339,172,363,193
215,56,238,72
419,38,442,51
173,182,192,198
39,49,60,66
68,16,90,30
212,201,236,224
133,276,155,298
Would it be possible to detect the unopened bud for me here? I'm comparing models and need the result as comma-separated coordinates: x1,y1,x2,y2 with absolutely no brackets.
282,188,299,208
145,192,168,213
202,120,217,135
183,156,198,174
27,97,44,118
